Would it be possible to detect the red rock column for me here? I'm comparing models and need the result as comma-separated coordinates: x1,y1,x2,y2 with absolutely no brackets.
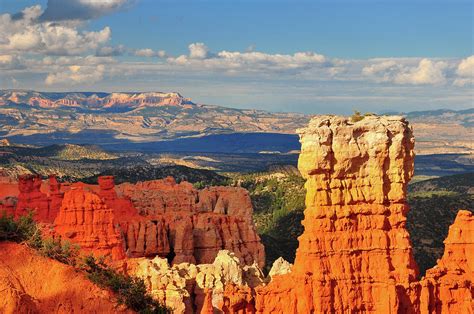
417,210,474,313
48,175,63,221
54,187,125,260
16,174,49,221
224,115,419,313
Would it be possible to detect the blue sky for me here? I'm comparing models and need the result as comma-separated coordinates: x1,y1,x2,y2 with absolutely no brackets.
0,0,472,113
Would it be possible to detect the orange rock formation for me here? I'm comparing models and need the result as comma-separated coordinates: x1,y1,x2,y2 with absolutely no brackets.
54,187,126,260
221,115,473,313
117,177,265,266
1,174,264,267
16,174,51,221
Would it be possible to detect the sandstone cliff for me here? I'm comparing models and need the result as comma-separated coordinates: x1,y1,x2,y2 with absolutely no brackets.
117,177,265,267
221,115,473,313
54,187,126,260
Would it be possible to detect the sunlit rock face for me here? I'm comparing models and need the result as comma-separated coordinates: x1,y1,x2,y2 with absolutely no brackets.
54,187,126,260
116,177,265,267
412,210,474,313
1,173,264,269
130,250,265,314
220,115,473,313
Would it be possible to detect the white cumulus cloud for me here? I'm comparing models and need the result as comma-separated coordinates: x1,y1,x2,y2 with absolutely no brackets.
134,48,166,58
394,59,447,85
0,6,112,56
167,42,329,74
45,64,105,85
188,42,210,59
362,58,448,85
453,55,474,86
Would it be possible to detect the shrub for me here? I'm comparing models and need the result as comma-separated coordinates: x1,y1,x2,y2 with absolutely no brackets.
193,181,206,189
351,110,364,122
0,211,40,244
0,213,168,313
82,255,170,314
39,237,80,266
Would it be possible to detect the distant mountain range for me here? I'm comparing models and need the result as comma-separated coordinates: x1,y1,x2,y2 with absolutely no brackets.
0,90,472,155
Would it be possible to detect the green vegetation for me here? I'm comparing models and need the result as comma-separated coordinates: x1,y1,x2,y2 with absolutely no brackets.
38,237,80,266
0,211,41,244
83,255,169,313
408,190,460,199
409,175,438,184
228,171,306,270
193,176,232,189
0,211,78,265
351,110,364,122
238,173,305,235
0,212,169,313
407,173,474,275
351,110,376,122
36,144,118,161
231,171,473,276
87,165,230,186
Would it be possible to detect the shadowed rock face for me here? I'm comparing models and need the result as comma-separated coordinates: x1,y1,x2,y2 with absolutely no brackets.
221,115,473,313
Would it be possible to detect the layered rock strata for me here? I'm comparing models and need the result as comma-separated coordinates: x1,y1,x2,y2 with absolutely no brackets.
1,173,264,268
54,187,126,260
117,177,265,267
221,115,473,313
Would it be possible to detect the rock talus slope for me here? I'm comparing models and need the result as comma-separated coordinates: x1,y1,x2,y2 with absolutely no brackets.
221,115,473,313
0,242,131,314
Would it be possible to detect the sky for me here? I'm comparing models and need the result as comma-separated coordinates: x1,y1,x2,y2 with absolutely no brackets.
0,0,472,114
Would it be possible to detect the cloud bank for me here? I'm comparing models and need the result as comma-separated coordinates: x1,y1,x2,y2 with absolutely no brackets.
0,4,472,113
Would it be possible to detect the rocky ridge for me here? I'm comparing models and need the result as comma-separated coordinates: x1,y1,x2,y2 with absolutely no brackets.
0,90,193,109
220,115,473,313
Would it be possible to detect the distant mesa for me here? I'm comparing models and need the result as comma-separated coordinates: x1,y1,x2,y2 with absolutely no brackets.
0,89,471,155
0,90,194,110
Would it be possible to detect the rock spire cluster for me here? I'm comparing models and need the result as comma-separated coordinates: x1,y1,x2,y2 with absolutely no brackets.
1,175,264,268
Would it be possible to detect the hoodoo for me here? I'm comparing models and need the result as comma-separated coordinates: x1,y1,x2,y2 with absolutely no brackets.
221,115,473,313
0,174,264,267
54,187,126,260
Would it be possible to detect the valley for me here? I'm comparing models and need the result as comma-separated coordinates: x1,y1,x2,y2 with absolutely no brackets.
1,90,472,155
